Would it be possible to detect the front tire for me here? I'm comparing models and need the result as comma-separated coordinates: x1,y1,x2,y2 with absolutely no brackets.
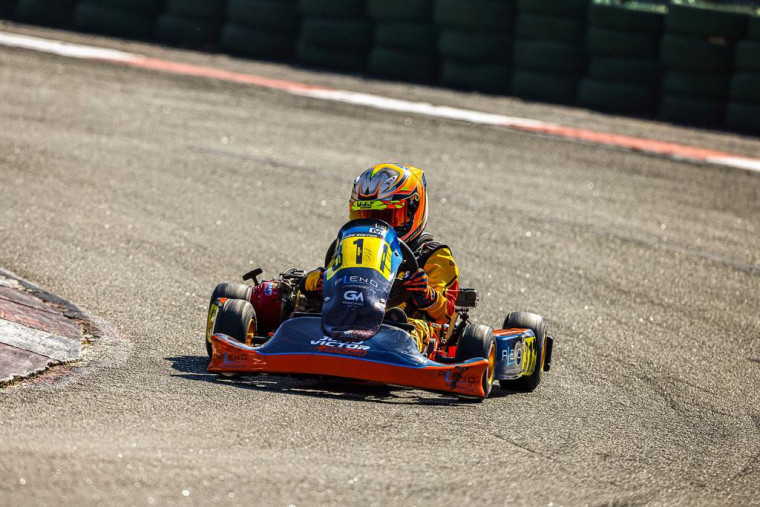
499,312,547,392
214,299,257,347
206,283,254,356
455,323,496,399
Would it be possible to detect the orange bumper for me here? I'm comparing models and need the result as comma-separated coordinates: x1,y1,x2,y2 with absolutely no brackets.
208,333,488,398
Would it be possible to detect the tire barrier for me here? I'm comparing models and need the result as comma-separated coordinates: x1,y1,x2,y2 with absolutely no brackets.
73,1,162,39
220,0,298,60
578,1,664,114
659,1,755,127
728,20,760,135
5,0,760,137
512,0,587,103
435,0,515,93
0,0,15,19
296,0,370,71
155,0,227,47
368,0,437,83
15,0,76,27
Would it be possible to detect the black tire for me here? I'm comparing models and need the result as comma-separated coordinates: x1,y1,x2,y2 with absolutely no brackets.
587,1,666,34
375,22,437,54
440,60,511,93
750,16,760,41
154,15,222,45
511,70,578,103
226,0,299,32
214,299,257,346
663,71,730,100
725,101,760,134
660,33,733,73
585,26,660,58
206,283,253,356
434,0,515,31
296,41,367,71
219,23,296,59
513,40,586,76
164,0,226,21
300,17,373,51
517,0,588,18
14,0,76,27
73,3,155,39
735,41,760,72
659,95,725,126
298,0,365,18
665,1,751,39
97,0,163,15
369,48,438,83
499,312,547,392
0,1,14,19
454,323,496,399
515,13,586,45
577,78,656,113
368,0,431,22
587,57,660,87
438,30,512,64
730,72,760,103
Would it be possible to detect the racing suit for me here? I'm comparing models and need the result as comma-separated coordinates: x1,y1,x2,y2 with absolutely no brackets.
303,234,459,352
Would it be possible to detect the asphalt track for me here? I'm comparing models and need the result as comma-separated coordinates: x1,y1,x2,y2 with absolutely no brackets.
1,23,759,506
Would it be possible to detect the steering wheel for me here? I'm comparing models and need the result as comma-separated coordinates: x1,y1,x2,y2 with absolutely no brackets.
323,238,418,309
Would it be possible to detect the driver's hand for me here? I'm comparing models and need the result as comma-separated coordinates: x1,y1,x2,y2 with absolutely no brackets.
304,268,324,292
403,268,437,309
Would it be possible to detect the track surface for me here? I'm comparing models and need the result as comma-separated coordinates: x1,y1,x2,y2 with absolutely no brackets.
1,25,759,505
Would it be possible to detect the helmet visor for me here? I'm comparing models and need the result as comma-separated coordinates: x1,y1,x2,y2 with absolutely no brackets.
349,199,409,229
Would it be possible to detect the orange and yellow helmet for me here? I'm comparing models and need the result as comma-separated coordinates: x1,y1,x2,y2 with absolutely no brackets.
349,163,428,243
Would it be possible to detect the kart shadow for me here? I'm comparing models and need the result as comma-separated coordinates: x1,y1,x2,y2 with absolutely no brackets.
166,355,517,405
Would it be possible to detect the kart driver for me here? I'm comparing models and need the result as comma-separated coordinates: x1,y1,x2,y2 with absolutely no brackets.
302,163,459,352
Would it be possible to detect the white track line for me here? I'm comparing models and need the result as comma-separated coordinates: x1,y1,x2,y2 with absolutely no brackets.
1,30,759,173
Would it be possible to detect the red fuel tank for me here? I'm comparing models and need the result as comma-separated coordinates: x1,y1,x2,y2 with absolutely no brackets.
250,281,283,335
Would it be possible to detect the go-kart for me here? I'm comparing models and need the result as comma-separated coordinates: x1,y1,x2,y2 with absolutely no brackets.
205,219,554,400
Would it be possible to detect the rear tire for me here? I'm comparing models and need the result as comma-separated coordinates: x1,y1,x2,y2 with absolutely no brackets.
455,323,496,399
499,312,547,392
206,283,253,356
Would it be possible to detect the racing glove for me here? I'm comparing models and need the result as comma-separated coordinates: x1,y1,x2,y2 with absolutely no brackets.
402,268,438,309
303,268,324,293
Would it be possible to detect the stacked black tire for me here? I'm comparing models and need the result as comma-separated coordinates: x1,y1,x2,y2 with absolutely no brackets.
220,0,299,60
433,0,515,93
659,0,752,126
72,0,163,39
0,0,16,19
727,15,760,134
155,0,228,47
14,0,75,27
511,0,588,103
578,1,665,115
296,0,371,71
368,0,438,83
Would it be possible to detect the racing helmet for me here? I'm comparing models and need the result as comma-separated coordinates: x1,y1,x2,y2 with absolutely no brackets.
349,163,428,243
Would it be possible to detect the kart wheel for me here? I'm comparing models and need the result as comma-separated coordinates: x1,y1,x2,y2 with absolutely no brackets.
214,299,257,347
206,283,253,356
500,312,547,392
455,323,496,399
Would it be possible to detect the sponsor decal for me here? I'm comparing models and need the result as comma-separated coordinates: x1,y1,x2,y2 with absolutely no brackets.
343,290,365,302
264,282,274,296
501,341,523,366
438,366,478,388
222,352,248,364
311,338,370,357
336,275,379,288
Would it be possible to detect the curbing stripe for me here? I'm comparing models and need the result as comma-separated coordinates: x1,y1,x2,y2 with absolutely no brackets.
0,318,81,363
0,30,758,173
